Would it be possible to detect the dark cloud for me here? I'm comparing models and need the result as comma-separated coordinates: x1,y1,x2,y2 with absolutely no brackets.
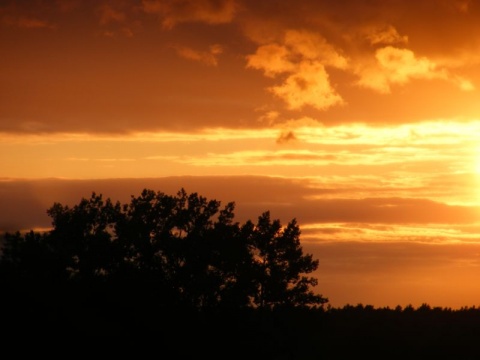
1,176,478,232
0,176,314,231
276,130,296,143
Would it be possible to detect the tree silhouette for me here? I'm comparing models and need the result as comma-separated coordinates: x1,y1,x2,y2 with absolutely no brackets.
0,188,327,336
0,230,53,282
46,192,121,281
114,188,257,310
248,211,327,309
5,189,480,358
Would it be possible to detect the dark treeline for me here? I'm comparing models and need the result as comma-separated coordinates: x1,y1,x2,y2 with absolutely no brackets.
2,188,480,359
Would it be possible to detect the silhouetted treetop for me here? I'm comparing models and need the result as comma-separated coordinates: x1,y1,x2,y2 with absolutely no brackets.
0,188,327,312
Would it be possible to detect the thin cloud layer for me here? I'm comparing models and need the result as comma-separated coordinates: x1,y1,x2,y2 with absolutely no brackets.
142,0,238,28
1,176,479,233
173,43,223,66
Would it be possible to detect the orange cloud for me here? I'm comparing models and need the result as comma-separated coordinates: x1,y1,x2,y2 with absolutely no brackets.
55,0,81,13
247,29,347,111
284,30,348,69
356,46,475,93
246,44,295,77
95,3,140,38
97,4,126,25
270,61,344,110
173,44,223,66
247,29,348,73
142,0,237,29
3,16,55,29
364,25,408,46
452,0,471,13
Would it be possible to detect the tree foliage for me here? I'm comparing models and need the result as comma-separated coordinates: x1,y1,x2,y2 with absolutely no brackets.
0,188,327,316
4,189,480,358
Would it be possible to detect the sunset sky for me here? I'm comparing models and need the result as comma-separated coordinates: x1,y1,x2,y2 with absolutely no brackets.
3,0,480,309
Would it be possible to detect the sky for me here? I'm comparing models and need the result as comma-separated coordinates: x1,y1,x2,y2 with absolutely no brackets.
2,0,480,309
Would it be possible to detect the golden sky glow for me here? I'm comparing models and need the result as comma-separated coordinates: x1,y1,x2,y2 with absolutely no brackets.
3,0,480,308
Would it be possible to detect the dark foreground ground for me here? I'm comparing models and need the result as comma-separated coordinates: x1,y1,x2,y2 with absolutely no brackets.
2,287,480,360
